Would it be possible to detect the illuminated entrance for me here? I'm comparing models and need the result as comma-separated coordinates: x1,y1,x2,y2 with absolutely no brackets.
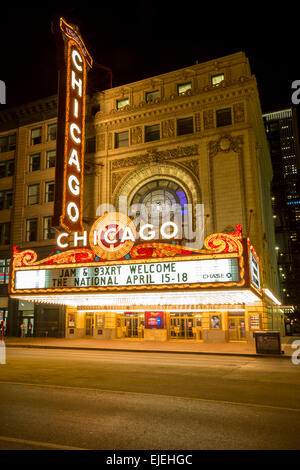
228,314,246,341
86,313,94,336
168,313,202,340
117,313,144,338
8,220,271,343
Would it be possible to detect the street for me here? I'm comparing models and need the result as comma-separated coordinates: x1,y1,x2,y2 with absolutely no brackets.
0,348,299,450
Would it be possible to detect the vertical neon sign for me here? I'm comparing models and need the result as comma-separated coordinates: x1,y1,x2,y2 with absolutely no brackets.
53,17,93,234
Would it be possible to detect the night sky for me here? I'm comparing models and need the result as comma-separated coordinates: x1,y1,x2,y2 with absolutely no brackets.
1,5,299,113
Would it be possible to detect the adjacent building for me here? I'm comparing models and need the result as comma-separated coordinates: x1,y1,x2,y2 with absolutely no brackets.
263,108,300,317
1,51,283,342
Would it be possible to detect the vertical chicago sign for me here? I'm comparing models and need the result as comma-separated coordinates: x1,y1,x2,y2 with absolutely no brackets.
53,17,93,233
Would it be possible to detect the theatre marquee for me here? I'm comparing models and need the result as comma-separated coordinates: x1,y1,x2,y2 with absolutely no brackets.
9,226,261,300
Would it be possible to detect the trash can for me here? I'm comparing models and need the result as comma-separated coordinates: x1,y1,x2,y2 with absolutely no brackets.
285,323,293,336
254,331,282,355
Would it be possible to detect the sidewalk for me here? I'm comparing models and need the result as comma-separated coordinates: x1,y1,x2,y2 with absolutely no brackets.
4,335,300,358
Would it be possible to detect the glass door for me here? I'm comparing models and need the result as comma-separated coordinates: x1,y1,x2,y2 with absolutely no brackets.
86,314,94,336
184,317,195,339
168,314,201,340
228,316,246,341
127,316,138,337
119,314,144,338
20,314,34,337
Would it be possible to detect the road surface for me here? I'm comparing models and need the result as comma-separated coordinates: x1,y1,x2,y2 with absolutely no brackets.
0,348,299,450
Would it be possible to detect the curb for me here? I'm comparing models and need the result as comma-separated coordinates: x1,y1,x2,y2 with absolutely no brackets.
5,343,292,359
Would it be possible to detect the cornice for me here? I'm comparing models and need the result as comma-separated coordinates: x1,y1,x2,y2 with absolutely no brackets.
0,95,58,132
94,76,256,130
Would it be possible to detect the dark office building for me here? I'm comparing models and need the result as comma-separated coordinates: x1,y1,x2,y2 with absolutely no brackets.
263,108,300,318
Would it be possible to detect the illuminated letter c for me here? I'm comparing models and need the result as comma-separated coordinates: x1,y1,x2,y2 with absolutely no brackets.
72,49,83,72
70,123,81,144
57,232,69,249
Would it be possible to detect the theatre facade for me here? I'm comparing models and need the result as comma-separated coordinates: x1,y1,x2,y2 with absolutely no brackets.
9,219,273,342
2,22,283,342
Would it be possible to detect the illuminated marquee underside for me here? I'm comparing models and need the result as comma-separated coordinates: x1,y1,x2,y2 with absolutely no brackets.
10,289,262,307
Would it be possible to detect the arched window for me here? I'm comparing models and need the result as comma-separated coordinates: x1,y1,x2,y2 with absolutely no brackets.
130,179,188,238
131,179,187,212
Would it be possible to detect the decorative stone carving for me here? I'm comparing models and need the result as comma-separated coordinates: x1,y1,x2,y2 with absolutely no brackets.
161,119,175,138
130,126,143,145
219,137,231,152
203,109,214,129
195,113,201,132
111,170,131,194
111,144,199,170
209,134,243,156
183,159,199,179
233,102,245,123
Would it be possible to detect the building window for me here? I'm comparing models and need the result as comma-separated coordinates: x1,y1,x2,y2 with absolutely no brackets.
0,259,10,284
115,131,129,148
45,181,55,203
177,117,194,136
116,98,129,110
30,127,42,146
145,124,160,142
46,150,56,168
29,153,41,172
0,160,14,178
0,133,16,153
284,164,297,175
26,218,38,242
177,82,192,96
216,108,232,127
130,179,188,223
0,189,13,210
211,73,224,87
27,184,40,205
146,90,159,102
47,123,57,142
0,223,10,245
43,216,55,240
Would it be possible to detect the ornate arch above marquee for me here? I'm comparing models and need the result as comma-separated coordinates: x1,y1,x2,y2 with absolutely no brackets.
113,162,201,210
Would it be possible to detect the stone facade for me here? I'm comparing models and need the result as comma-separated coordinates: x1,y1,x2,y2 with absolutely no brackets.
89,51,279,296
0,52,282,341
